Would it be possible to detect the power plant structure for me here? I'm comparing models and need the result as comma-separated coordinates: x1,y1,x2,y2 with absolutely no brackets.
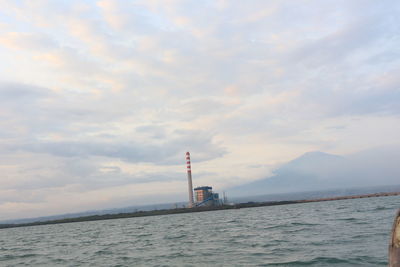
186,152,194,208
185,152,221,208
194,186,220,207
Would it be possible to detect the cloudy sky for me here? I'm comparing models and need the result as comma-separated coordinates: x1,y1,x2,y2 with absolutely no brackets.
0,0,399,220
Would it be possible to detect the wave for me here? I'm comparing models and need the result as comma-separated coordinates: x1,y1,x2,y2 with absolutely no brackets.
267,256,355,266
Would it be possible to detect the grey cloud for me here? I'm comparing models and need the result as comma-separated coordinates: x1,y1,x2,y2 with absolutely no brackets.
301,76,400,117
0,169,184,203
181,98,229,115
0,82,137,136
100,166,121,174
337,89,400,116
27,141,162,162
0,82,229,150
291,19,382,66
0,83,56,137
325,125,347,130
0,190,46,204
0,32,58,51
98,1,165,35
135,125,166,139
284,1,400,71
12,130,226,165
0,152,186,194
0,82,52,100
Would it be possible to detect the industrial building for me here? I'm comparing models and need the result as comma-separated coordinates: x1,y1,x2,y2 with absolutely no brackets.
194,186,220,207
186,152,221,208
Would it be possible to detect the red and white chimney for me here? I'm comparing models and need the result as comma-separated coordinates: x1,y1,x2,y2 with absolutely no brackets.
186,152,194,208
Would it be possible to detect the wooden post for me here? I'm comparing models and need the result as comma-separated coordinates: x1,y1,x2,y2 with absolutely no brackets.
389,209,400,267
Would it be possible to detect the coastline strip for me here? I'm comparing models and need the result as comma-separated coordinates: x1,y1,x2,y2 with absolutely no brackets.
1,191,399,229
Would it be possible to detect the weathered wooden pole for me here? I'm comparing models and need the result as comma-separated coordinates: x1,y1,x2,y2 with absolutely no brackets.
389,209,400,267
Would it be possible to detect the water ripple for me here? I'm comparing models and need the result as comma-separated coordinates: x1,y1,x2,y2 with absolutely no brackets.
0,195,399,266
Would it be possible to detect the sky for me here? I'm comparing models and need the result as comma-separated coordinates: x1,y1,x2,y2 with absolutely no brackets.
0,0,399,220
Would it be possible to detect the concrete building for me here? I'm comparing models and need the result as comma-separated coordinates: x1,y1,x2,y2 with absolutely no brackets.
194,186,220,207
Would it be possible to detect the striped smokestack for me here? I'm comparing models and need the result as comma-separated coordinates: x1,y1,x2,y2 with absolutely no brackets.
186,152,194,208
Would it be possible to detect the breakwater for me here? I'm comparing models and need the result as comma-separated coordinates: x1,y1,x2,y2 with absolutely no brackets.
1,191,399,229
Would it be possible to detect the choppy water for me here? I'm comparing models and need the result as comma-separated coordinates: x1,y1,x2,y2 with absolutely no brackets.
0,196,399,266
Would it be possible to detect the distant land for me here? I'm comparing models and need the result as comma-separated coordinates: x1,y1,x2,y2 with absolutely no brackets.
2,185,400,225
0,202,186,225
229,146,400,196
1,191,399,229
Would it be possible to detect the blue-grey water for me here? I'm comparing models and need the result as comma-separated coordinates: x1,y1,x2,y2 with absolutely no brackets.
0,196,399,266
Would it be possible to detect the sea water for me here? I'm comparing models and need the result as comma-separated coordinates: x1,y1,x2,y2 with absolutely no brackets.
0,195,399,266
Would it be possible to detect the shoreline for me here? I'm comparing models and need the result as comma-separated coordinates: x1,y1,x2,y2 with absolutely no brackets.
1,191,399,230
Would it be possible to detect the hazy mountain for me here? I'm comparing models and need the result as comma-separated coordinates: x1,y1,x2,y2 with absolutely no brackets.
229,146,400,197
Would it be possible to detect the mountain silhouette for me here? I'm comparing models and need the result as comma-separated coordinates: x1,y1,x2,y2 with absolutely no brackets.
229,147,400,197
